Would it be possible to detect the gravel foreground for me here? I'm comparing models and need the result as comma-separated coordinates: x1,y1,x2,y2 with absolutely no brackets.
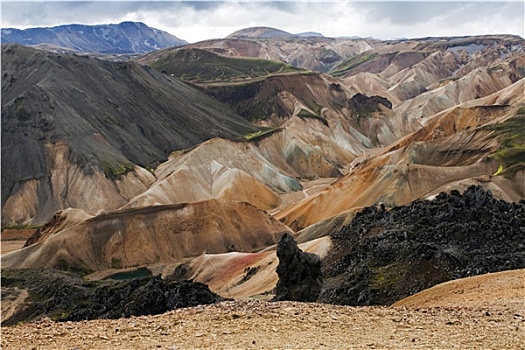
2,299,523,349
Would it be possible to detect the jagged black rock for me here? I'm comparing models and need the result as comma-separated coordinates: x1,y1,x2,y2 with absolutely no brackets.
273,233,323,302
320,185,525,306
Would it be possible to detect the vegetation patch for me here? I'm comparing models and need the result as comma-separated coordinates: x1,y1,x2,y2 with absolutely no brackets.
482,109,525,176
100,161,134,180
242,127,281,141
298,109,328,126
1,224,42,230
145,164,156,174
305,100,324,115
110,257,123,269
169,146,197,158
149,48,303,84
330,52,379,77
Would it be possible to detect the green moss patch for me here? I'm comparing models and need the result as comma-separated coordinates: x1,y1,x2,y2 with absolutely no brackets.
483,109,525,177
242,127,281,141
100,161,134,180
298,109,328,126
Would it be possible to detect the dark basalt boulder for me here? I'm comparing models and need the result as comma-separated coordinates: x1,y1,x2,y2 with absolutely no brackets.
273,233,323,302
320,185,525,306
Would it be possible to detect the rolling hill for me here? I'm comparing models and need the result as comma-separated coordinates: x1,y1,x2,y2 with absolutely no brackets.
139,47,303,84
139,27,378,73
1,199,292,272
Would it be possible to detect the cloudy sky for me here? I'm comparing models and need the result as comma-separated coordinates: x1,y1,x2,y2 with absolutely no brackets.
2,1,524,43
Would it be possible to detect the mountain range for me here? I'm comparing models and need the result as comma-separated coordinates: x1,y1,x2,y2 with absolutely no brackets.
1,24,525,326
1,21,187,54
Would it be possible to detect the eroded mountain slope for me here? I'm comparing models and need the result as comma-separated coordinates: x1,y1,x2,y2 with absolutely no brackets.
137,29,378,73
337,35,525,119
139,47,303,84
1,199,292,272
142,48,422,158
3,34,525,319
276,80,525,230
1,44,258,225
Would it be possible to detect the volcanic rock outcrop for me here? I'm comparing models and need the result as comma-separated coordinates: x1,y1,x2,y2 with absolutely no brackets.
273,233,322,302
1,269,224,325
320,185,525,306
167,236,331,300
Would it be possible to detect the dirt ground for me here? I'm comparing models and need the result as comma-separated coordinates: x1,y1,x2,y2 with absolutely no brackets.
1,229,35,255
2,269,524,350
1,240,26,254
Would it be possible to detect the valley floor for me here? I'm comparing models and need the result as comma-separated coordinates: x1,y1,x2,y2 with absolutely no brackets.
2,301,522,349
1,258,525,350
2,270,524,350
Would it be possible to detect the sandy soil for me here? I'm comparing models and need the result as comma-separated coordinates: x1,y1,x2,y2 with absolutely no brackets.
1,229,35,255
2,269,524,350
2,301,523,349
394,269,525,310
270,178,336,215
1,240,26,255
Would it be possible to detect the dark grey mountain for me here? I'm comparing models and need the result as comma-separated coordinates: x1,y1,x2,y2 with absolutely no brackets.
1,21,187,54
1,44,257,224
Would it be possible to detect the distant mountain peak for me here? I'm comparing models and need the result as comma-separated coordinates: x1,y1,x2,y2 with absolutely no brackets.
226,27,295,39
296,32,324,38
1,21,187,54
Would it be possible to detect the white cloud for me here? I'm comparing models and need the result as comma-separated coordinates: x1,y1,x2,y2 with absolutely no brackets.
2,1,523,43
